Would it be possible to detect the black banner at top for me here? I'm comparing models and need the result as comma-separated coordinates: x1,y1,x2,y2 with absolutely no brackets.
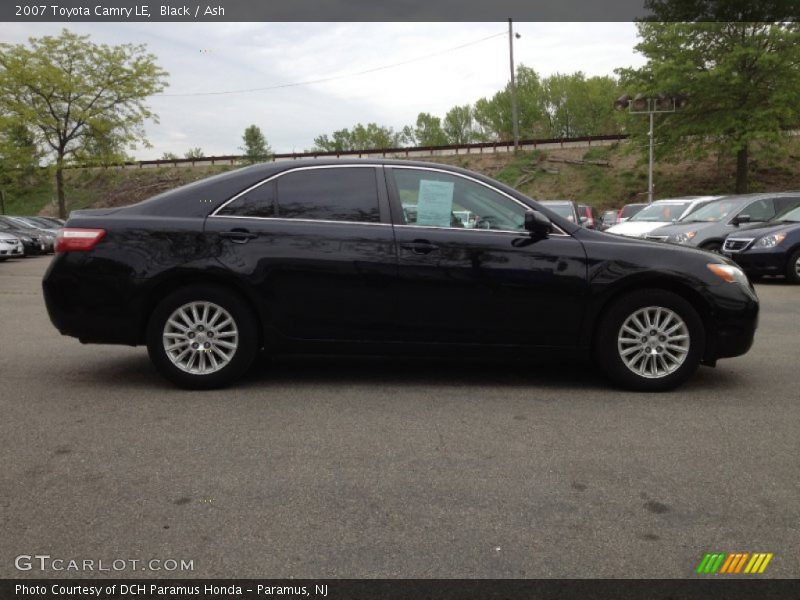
1,0,798,22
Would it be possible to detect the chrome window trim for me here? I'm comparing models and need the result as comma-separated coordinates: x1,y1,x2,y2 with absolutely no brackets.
209,164,383,220
208,214,392,227
389,165,569,237
210,162,570,236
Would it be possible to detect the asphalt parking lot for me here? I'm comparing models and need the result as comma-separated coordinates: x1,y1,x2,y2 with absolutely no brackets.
1,255,798,578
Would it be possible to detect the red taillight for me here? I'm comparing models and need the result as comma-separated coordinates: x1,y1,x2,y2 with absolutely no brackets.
55,228,106,253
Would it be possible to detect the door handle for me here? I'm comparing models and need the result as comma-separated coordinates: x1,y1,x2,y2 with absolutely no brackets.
400,240,439,255
219,229,257,244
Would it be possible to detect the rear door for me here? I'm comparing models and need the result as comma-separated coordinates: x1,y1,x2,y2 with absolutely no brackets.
205,165,398,341
385,166,588,347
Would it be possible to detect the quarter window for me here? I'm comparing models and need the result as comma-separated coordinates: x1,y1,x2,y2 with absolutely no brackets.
392,169,527,231
276,168,381,223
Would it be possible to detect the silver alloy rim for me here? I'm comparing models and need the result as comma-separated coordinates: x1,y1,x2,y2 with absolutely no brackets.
795,256,800,277
617,306,690,379
162,301,238,375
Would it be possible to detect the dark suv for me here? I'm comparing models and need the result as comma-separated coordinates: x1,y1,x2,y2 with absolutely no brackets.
43,160,758,391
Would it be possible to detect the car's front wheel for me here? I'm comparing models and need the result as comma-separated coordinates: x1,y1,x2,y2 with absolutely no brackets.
595,289,705,391
786,248,800,284
146,284,259,389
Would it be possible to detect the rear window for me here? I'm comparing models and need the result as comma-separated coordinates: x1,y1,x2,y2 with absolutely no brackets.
621,204,645,218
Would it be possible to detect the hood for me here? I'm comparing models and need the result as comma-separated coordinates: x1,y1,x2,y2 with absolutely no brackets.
725,221,800,240
606,220,673,237
649,221,717,236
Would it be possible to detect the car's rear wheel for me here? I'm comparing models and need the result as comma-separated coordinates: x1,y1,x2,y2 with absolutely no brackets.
595,289,705,391
146,285,258,389
786,249,800,284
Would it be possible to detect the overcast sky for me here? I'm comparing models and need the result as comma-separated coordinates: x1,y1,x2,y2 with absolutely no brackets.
0,22,645,159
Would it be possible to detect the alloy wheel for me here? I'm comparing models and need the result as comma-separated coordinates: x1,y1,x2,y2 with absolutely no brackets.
617,306,690,379
162,301,239,375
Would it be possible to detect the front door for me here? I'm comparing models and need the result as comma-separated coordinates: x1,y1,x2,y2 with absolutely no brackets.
385,166,588,347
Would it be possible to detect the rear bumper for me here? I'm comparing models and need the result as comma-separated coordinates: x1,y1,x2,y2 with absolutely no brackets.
42,254,144,345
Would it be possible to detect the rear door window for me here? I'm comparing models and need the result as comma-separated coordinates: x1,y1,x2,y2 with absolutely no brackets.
276,167,381,223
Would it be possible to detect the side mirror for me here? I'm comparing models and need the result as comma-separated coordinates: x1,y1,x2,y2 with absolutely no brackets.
733,214,751,225
579,215,589,224
524,210,553,238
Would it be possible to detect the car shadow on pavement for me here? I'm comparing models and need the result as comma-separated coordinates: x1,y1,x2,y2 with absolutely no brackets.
71,351,748,396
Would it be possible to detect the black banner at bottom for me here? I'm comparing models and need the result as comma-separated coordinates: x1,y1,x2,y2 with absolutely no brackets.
2,579,799,600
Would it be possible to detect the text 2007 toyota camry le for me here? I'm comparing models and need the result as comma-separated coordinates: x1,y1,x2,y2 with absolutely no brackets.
43,159,758,391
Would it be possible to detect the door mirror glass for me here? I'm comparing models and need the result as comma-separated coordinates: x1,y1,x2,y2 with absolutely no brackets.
524,210,552,237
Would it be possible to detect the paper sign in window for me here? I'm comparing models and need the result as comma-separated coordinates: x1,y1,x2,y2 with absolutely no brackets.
415,180,454,227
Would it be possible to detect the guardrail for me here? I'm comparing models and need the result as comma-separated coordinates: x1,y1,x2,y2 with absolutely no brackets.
112,134,630,169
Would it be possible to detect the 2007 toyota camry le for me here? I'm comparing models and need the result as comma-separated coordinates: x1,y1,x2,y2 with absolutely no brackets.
42,159,759,391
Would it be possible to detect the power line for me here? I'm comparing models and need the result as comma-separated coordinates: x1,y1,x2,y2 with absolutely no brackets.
154,31,506,98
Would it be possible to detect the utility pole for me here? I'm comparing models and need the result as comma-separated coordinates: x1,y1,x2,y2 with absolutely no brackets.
648,112,654,204
615,94,685,204
508,18,520,150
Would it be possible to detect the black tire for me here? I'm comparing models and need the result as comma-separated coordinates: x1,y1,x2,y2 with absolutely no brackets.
785,248,800,284
146,284,259,389
594,289,705,392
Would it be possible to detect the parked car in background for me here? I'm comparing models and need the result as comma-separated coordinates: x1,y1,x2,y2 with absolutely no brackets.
599,210,620,231
577,204,601,229
723,204,800,283
0,216,57,253
540,200,580,224
606,196,720,238
0,218,47,255
618,203,647,223
44,159,758,392
24,216,65,230
646,193,800,252
0,232,24,261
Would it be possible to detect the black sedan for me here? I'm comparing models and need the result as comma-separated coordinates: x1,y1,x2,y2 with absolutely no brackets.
723,204,800,283
43,159,758,391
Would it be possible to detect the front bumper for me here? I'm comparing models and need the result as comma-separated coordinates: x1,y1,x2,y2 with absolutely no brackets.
724,249,786,276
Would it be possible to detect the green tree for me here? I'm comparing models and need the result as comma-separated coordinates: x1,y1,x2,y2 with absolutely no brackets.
184,147,204,159
0,29,168,217
160,151,179,161
239,124,272,164
618,20,800,192
413,113,448,147
443,105,475,145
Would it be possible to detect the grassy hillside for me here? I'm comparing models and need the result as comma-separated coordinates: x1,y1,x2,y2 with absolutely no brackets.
3,138,800,217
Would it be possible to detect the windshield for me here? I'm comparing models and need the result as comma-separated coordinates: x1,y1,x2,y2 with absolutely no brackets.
544,204,575,221
681,200,738,223
774,205,800,223
630,202,690,222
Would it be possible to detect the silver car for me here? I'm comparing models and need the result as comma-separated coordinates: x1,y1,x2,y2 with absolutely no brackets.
0,232,24,261
646,193,800,252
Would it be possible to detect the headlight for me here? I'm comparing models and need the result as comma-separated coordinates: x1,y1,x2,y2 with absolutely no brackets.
753,232,786,248
707,263,749,286
672,231,696,244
